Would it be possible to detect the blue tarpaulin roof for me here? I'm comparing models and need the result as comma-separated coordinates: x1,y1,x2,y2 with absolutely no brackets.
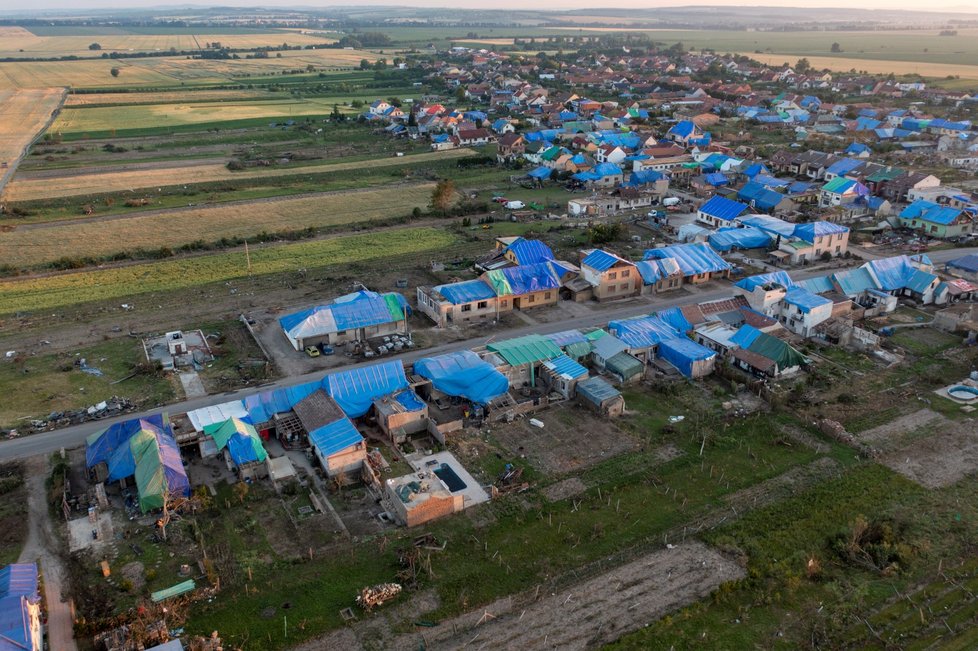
244,380,322,424
505,238,555,266
735,214,796,238
414,350,509,405
487,262,560,295
658,337,715,378
393,390,426,412
0,563,39,651
546,329,588,347
86,413,167,469
730,324,763,349
279,291,408,346
704,172,729,186
527,166,552,180
796,275,835,294
899,199,963,225
948,254,978,273
793,221,849,243
833,267,879,295
698,195,747,222
656,306,693,333
738,182,785,211
709,227,772,252
626,170,666,186
867,256,917,291
435,279,496,305
542,354,589,380
308,417,363,458
644,243,730,276
734,270,794,292
784,286,832,313
609,315,680,349
581,249,627,272
326,360,409,418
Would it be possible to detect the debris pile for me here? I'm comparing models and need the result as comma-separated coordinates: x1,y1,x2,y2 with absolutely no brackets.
356,583,402,611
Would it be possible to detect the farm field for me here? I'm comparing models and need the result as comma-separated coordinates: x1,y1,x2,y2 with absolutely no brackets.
63,88,290,107
0,48,379,91
0,183,438,268
3,149,475,201
0,88,65,177
0,30,334,59
0,227,459,314
740,51,978,82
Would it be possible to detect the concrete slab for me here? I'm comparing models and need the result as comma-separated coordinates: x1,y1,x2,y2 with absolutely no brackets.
179,371,207,399
68,511,114,553
405,450,490,508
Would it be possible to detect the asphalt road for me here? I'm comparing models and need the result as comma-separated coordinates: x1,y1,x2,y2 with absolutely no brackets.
0,246,972,461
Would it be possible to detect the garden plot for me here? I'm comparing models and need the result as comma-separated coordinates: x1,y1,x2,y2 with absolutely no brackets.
490,405,641,475
858,408,978,488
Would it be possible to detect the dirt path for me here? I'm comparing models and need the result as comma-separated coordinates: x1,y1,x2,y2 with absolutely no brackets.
18,455,78,651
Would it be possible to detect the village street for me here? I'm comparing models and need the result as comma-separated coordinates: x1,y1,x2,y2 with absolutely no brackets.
0,245,972,463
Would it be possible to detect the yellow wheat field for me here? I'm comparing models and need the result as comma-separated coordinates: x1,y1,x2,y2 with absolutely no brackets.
64,88,286,107
738,52,978,82
4,149,475,202
0,184,436,267
0,88,66,170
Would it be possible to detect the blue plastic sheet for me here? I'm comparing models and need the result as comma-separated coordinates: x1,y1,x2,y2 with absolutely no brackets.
784,287,832,313
546,329,588,347
542,355,588,379
609,315,680,349
414,350,509,404
505,238,554,265
734,270,794,292
708,227,772,252
0,563,38,651
581,249,624,272
394,390,426,412
658,337,716,378
900,200,962,226
730,324,762,349
635,260,663,284
308,418,363,457
435,279,496,305
698,196,747,222
792,221,849,243
243,380,322,424
326,360,409,419
867,256,917,291
497,262,560,294
644,243,730,276
656,306,693,334
737,182,784,211
527,166,552,180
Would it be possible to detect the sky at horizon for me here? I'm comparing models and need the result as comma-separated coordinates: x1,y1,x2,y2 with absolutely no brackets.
5,1,978,14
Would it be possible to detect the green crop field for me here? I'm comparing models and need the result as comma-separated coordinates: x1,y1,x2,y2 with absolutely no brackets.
0,227,458,314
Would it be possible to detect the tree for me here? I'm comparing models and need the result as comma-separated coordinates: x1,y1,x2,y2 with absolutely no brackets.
359,58,371,70
455,87,466,103
796,58,811,73
88,42,102,51
373,58,387,71
331,104,344,121
430,179,457,213
831,42,842,53
110,67,120,77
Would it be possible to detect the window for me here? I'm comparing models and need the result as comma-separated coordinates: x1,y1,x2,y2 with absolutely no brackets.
835,246,840,253
544,292,551,300
477,301,488,309
620,283,630,292
461,304,472,312
608,272,617,280
527,295,535,304
621,270,630,278
500,300,508,308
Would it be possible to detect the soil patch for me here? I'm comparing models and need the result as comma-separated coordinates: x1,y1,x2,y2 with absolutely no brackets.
490,405,641,476
542,477,587,503
879,419,978,489
857,408,944,447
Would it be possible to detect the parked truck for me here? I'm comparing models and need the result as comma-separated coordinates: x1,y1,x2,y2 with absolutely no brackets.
661,197,681,207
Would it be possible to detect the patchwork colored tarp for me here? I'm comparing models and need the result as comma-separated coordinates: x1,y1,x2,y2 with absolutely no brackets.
658,337,716,378
644,243,730,277
731,325,807,372
308,417,363,458
414,350,509,404
202,417,268,466
325,360,409,418
486,262,560,296
132,426,190,512
86,414,167,469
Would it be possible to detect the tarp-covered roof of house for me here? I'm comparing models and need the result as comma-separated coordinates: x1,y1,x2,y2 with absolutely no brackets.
668,120,697,138
606,351,644,380
731,325,807,372
527,166,552,180
792,221,849,243
86,413,167,469
656,306,694,334
487,334,562,366
796,275,835,294
308,417,363,458
590,331,629,360
413,350,509,404
948,253,978,273
736,214,796,238
505,238,555,266
485,262,560,296
833,266,879,295
592,162,623,177
658,337,716,378
704,172,729,186
609,314,680,349
709,227,772,252
279,291,409,345
244,380,322,425
546,329,588,347
581,249,630,272
737,182,785,211
325,360,409,418
899,199,963,225
867,256,918,291
753,174,791,189
734,270,794,292
133,424,190,512
202,417,268,466
742,162,769,178
576,376,621,406
784,286,832,313
542,355,589,380
698,195,747,222
906,268,938,294
434,279,496,305
0,563,39,651
644,243,731,276
626,169,666,186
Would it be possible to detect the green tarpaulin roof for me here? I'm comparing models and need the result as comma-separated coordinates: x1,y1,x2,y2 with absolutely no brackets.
487,334,562,366
606,351,644,380
747,332,808,371
202,417,268,466
151,579,196,603
585,329,608,341
564,341,592,360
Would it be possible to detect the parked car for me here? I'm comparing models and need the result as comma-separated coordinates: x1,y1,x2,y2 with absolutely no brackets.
505,200,525,210
304,346,320,357
318,343,335,355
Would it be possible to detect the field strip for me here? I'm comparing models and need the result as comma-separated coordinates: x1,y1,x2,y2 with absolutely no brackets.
3,148,476,201
0,88,67,194
0,183,436,268
297,541,744,651
737,52,978,81
0,227,458,314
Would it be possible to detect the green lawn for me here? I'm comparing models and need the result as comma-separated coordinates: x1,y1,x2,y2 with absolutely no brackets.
0,337,176,430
